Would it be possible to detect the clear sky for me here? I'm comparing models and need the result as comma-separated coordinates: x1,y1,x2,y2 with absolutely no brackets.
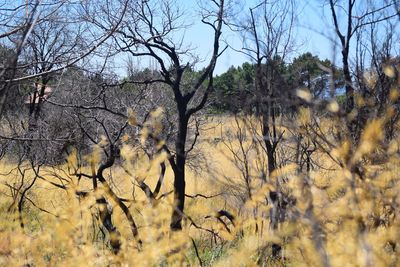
177,0,398,75
179,0,336,75
4,0,397,77
110,0,398,77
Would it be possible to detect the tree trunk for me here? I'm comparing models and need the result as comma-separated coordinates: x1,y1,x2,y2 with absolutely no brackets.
259,64,282,257
342,47,360,142
342,50,354,115
170,109,188,230
263,115,276,175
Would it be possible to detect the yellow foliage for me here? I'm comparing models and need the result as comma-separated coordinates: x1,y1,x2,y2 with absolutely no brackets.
298,107,312,126
296,88,312,102
127,108,137,126
327,100,339,113
1,108,400,266
383,65,396,78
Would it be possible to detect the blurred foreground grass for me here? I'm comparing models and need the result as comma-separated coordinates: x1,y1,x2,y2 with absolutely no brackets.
0,114,400,266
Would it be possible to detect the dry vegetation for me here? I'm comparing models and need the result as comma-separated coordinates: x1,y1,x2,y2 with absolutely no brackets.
0,0,399,266
1,97,400,266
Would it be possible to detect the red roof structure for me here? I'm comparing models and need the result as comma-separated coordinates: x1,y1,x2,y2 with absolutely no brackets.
25,83,53,105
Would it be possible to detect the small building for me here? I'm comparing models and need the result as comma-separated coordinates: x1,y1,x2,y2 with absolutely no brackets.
25,83,53,105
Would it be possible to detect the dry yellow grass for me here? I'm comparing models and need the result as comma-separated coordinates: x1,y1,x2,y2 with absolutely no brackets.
0,112,400,266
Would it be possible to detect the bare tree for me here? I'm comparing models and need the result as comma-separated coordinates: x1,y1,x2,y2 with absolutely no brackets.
234,0,295,174
353,4,400,141
229,0,296,257
328,0,398,139
106,0,227,230
0,0,129,119
0,0,133,253
0,1,41,118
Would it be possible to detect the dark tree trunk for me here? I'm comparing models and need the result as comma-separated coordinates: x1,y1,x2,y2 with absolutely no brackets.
33,82,47,120
170,107,188,230
258,61,284,258
343,48,361,141
96,197,121,254
263,116,276,175
342,50,354,115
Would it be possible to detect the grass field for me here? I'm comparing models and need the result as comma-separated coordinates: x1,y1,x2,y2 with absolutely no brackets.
1,114,400,266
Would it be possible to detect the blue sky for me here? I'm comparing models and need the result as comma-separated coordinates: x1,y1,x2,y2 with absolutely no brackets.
4,0,397,76
179,0,398,74
110,0,398,77
180,0,336,74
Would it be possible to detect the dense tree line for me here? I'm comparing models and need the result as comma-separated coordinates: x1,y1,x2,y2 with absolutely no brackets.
211,53,345,113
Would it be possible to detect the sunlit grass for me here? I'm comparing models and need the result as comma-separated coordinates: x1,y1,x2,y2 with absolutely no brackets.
1,108,400,266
